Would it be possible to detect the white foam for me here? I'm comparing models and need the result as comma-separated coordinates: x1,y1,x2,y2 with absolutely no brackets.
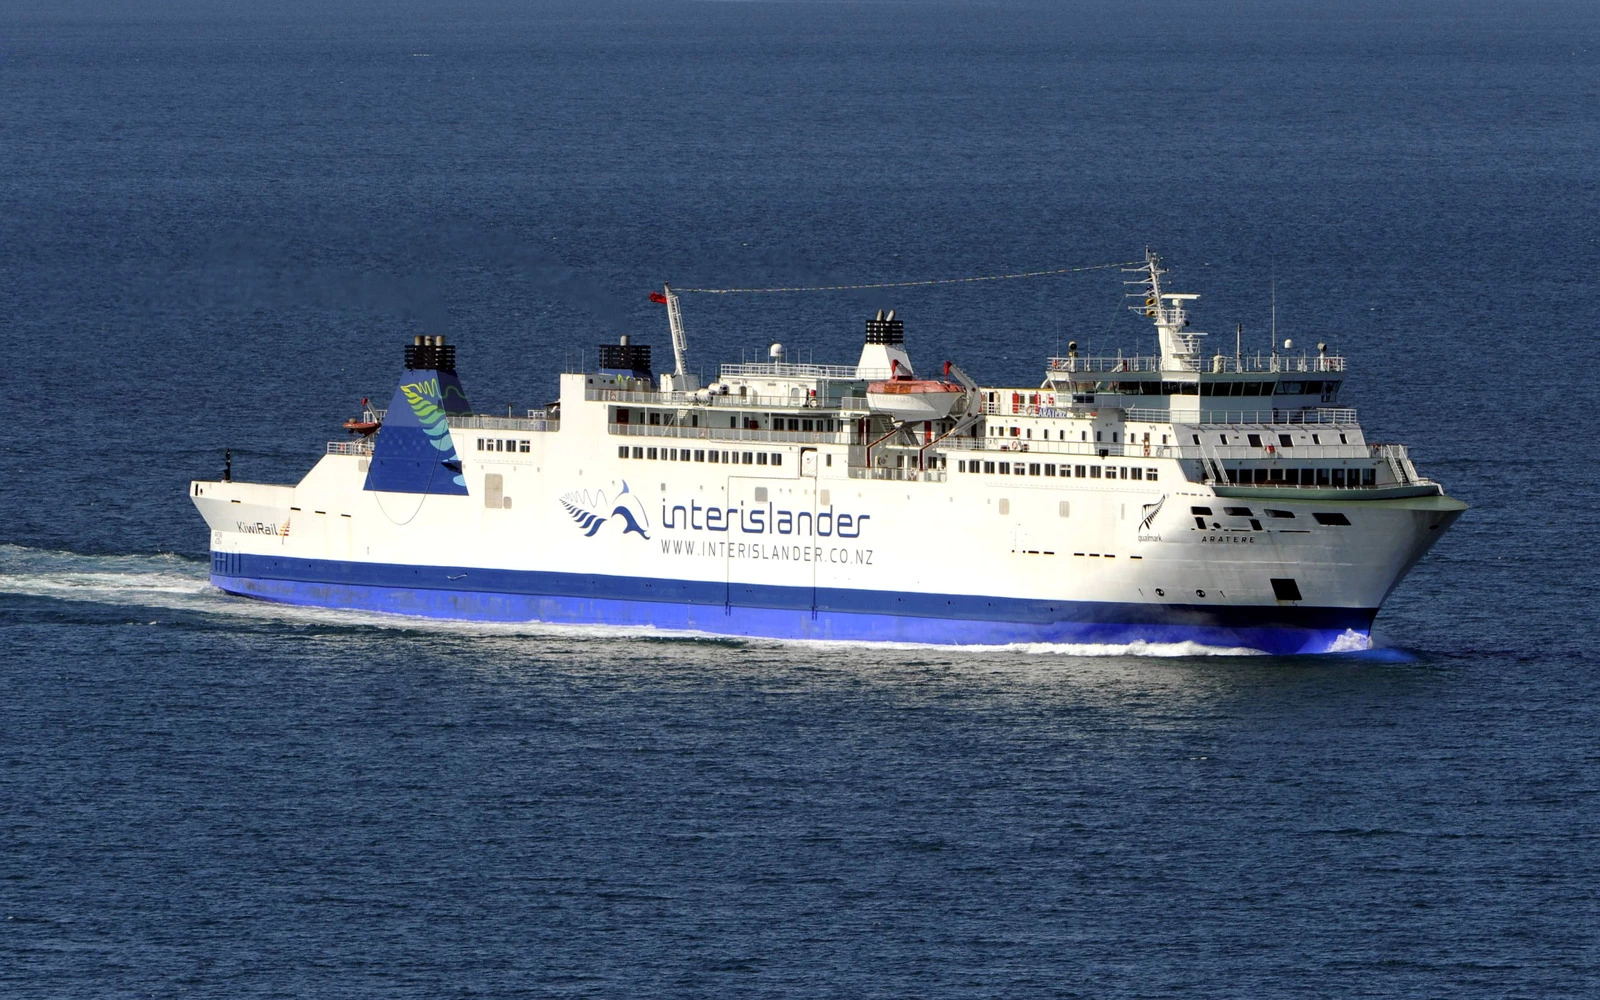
1325,628,1373,653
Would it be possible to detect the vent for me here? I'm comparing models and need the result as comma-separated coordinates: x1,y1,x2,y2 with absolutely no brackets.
404,335,456,372
597,341,652,377
865,309,905,345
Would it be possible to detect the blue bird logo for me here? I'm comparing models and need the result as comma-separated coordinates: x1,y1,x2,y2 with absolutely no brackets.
559,482,650,540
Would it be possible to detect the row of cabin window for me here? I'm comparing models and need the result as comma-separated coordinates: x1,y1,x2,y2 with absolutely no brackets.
1192,505,1351,527
992,426,1165,444
477,438,530,453
1192,432,1349,447
626,411,841,433
957,460,1158,482
619,446,783,466
1104,380,1341,397
1227,467,1376,487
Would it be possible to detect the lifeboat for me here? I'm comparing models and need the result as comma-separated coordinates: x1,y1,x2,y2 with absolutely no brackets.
343,398,382,436
866,377,964,421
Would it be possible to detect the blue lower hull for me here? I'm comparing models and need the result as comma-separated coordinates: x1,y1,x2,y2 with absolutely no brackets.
210,553,1375,655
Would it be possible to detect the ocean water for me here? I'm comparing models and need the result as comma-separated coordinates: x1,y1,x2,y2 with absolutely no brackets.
4,0,1599,994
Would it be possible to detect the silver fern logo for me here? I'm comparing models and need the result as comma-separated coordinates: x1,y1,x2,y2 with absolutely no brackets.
1139,495,1166,531
559,482,651,540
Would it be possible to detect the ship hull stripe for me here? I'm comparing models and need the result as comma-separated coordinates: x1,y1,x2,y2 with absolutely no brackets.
210,553,1376,655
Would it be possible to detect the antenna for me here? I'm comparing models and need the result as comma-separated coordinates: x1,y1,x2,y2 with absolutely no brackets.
1271,278,1277,344
1236,323,1242,367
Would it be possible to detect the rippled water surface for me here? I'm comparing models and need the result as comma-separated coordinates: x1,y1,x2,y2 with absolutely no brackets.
4,1,1599,995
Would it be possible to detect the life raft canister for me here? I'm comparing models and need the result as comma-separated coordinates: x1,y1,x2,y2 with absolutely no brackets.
1011,392,1021,414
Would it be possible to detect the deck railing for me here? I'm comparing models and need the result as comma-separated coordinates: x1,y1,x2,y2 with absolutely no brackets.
449,414,560,433
1124,407,1359,426
585,387,867,412
1045,353,1347,375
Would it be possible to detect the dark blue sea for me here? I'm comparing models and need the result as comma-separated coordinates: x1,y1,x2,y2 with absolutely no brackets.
4,1,1599,994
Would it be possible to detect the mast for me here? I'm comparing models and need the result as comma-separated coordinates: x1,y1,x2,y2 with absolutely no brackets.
1125,249,1205,372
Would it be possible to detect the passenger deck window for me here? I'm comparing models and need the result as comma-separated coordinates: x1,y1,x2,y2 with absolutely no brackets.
1265,509,1294,518
1224,507,1253,517
1313,512,1352,526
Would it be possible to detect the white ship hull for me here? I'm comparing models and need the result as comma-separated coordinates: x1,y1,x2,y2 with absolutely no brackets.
193,428,1461,654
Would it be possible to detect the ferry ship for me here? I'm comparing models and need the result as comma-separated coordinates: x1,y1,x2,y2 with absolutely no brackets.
190,253,1464,654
